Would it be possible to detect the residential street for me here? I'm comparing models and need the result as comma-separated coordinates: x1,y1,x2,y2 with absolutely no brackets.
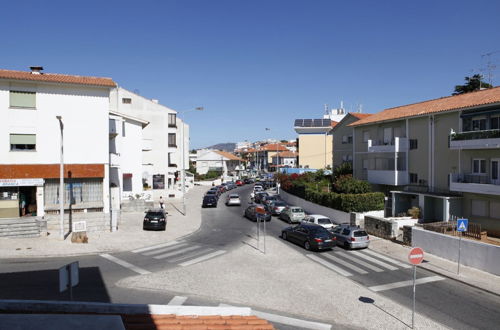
1,184,500,329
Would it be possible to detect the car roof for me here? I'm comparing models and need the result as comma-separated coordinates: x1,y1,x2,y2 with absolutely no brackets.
229,194,239,197
308,214,329,219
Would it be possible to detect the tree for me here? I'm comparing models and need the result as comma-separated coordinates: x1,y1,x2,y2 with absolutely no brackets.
453,74,492,95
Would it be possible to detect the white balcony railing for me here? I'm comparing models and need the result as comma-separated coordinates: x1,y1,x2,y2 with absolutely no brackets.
367,137,408,153
449,173,500,195
109,118,118,137
449,130,500,149
142,138,153,151
110,153,120,168
367,170,409,186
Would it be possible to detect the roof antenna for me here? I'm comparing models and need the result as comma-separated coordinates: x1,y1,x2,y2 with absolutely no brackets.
359,104,363,113
324,104,329,116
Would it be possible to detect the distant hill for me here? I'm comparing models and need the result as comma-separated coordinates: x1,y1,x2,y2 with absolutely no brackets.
206,143,236,152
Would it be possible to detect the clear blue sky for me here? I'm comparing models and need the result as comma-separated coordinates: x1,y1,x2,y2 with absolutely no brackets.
2,0,499,148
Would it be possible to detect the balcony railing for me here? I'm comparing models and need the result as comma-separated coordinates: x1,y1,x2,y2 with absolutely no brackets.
450,129,500,149
109,119,118,137
142,138,152,151
367,169,409,186
450,173,500,195
367,137,408,153
451,129,500,141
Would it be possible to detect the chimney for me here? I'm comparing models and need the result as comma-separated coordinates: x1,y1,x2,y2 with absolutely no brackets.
30,66,44,74
151,99,159,104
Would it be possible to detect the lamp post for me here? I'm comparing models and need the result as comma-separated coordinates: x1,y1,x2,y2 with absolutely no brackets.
56,116,64,239
178,107,204,216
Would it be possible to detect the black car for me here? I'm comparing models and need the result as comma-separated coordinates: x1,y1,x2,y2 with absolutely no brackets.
202,195,218,208
281,223,336,251
254,192,269,204
143,209,167,231
243,204,271,222
205,190,219,199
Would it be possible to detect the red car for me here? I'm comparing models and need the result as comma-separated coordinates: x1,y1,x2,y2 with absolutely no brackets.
235,180,244,186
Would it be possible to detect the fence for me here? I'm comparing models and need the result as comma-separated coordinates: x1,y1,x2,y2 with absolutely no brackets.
422,221,483,240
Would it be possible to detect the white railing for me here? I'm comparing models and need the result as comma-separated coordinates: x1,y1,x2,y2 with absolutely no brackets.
449,173,500,195
367,137,408,153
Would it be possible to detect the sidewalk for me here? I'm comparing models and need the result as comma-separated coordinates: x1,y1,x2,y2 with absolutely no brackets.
0,185,207,259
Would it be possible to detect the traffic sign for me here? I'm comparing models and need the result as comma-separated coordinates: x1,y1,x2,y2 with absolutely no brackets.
457,218,468,232
408,247,424,265
255,205,266,215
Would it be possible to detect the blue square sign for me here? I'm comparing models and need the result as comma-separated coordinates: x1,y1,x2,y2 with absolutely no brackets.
457,218,468,232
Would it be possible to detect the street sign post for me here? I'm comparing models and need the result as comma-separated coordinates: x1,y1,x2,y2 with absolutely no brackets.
408,247,424,329
456,218,468,275
255,205,267,254
59,261,79,301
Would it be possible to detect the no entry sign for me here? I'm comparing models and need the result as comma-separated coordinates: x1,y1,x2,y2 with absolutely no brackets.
408,247,424,265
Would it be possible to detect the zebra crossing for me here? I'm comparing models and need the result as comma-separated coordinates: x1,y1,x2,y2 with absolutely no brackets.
131,240,227,267
306,248,444,291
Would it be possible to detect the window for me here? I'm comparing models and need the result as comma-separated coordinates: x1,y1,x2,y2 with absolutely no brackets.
168,133,176,147
363,131,370,143
471,199,488,217
472,159,486,174
122,98,132,104
342,135,348,144
168,153,177,167
472,118,486,131
491,117,500,130
409,139,418,150
383,127,393,144
10,134,36,151
168,113,177,127
347,135,353,144
490,202,500,219
10,91,36,108
44,179,103,206
410,173,418,183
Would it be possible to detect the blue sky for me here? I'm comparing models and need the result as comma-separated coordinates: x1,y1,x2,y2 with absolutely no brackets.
1,0,500,148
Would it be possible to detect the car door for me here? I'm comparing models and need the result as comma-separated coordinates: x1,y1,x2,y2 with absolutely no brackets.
332,226,343,242
339,228,351,244
287,225,301,243
295,226,309,245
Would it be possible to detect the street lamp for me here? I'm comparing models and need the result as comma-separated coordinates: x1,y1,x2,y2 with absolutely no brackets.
56,116,64,239
178,106,204,216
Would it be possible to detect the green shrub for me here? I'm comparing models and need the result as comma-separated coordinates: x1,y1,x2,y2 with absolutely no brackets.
334,175,371,194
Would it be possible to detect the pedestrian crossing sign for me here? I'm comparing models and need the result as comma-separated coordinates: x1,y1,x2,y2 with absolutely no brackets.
457,219,468,232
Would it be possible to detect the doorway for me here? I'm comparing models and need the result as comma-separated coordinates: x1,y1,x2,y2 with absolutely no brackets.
18,186,37,217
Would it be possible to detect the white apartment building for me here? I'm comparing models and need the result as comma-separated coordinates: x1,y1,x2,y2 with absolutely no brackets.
110,87,190,200
196,150,245,178
0,67,115,220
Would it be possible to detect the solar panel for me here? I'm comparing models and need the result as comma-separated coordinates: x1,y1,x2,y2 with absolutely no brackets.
294,118,332,127
294,119,303,127
303,119,313,127
313,119,323,127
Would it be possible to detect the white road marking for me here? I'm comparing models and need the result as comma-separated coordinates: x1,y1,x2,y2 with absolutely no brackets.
132,240,182,253
179,250,226,267
169,248,214,262
323,254,368,274
368,275,445,292
253,310,331,330
334,250,384,272
364,249,412,269
350,251,398,271
167,296,188,306
100,254,151,275
306,254,352,277
154,245,201,259
142,242,189,256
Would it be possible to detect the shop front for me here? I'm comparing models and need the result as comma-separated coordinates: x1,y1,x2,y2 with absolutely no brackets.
0,178,44,218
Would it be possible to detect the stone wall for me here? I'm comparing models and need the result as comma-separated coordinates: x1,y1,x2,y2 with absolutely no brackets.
364,215,398,239
403,225,413,245
121,200,154,212
45,211,111,234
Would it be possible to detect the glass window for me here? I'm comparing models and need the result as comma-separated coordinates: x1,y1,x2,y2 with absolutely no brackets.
168,113,177,127
122,98,132,104
492,161,499,180
473,159,486,174
168,133,176,147
472,118,486,131
342,228,351,235
363,131,370,143
491,117,500,130
318,218,332,225
44,179,103,207
10,134,36,151
10,91,36,108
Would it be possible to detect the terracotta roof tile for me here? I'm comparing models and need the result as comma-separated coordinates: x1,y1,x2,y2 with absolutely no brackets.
0,68,116,87
350,113,372,120
350,87,500,127
261,144,288,151
214,150,245,162
273,151,297,158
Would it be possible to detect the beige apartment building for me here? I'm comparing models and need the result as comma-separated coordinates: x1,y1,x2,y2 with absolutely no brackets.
332,113,372,168
294,119,335,169
350,87,500,237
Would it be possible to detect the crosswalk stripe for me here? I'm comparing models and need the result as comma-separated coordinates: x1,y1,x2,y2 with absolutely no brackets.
167,296,188,305
333,250,384,272
363,249,412,269
350,251,398,271
368,275,444,292
323,254,368,274
306,254,352,277
153,245,200,259
169,248,214,263
179,250,226,267
142,242,189,256
132,240,182,253
100,254,151,275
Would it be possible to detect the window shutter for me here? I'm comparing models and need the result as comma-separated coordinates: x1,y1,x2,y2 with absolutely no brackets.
10,91,36,108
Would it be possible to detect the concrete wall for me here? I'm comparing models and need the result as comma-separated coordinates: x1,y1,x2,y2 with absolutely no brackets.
298,134,333,169
408,116,429,185
332,115,357,168
434,112,459,190
412,226,500,276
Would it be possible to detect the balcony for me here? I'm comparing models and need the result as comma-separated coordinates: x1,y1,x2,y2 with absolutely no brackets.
367,170,409,186
449,173,500,195
110,153,120,168
450,129,500,150
109,118,118,137
142,138,152,151
368,137,408,153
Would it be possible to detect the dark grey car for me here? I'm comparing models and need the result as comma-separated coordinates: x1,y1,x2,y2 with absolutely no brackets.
243,204,271,222
281,223,335,251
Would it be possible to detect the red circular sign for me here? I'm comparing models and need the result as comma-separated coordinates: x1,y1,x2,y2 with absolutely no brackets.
408,247,424,265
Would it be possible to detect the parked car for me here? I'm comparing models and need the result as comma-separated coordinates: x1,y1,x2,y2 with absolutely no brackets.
143,209,167,230
331,224,370,249
254,192,269,204
235,180,244,186
202,195,218,208
266,200,287,215
225,193,241,206
302,214,336,231
225,182,237,190
243,204,271,222
279,206,306,223
205,190,219,200
281,223,335,251
262,194,280,206
244,178,254,184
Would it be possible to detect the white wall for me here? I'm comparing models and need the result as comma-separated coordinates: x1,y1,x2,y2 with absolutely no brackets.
120,119,144,195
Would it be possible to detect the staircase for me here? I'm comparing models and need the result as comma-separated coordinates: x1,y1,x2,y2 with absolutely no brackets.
0,218,40,238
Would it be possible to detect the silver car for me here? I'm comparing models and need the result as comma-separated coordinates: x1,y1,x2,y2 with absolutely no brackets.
279,206,306,224
225,193,241,206
331,225,370,249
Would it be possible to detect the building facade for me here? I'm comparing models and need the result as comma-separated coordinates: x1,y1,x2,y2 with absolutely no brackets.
294,119,338,169
331,113,371,168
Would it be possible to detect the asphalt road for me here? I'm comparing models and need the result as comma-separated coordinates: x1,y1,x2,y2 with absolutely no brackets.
1,183,500,330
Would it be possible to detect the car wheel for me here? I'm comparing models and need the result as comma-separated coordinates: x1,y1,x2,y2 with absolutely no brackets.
344,241,350,250
287,216,291,224
304,241,311,250
282,232,287,241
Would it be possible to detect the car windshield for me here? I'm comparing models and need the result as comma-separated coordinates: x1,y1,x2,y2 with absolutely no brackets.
274,201,286,206
206,191,216,195
318,218,333,225
310,227,330,235
204,196,215,201
292,208,304,213
354,230,368,237
147,212,164,217
230,195,239,199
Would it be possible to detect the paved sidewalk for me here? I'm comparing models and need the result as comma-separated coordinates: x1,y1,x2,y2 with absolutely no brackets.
0,185,208,259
